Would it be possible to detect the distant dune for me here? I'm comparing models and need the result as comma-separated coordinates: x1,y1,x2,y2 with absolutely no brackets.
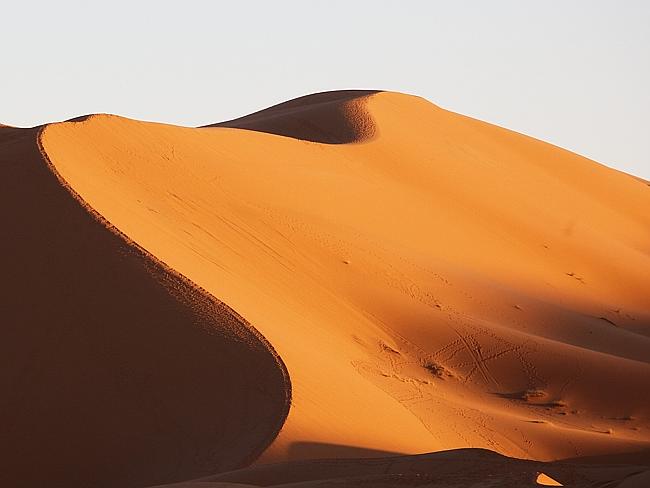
1,91,649,487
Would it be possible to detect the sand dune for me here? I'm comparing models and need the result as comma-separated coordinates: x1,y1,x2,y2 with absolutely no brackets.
0,126,289,487
2,91,649,487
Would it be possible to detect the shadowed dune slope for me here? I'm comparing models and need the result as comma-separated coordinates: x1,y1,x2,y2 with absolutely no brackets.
155,448,650,488
205,90,380,143
36,90,650,468
0,126,290,488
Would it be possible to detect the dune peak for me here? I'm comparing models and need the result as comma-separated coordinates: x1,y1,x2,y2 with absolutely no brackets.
204,89,382,144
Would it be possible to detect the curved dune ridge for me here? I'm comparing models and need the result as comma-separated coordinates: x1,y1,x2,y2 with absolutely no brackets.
0,126,290,487
2,90,650,487
205,90,380,143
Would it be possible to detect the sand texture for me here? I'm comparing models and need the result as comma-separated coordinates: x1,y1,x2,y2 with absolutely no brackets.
2,91,649,487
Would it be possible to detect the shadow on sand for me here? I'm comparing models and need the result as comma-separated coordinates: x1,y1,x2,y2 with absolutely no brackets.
203,90,381,144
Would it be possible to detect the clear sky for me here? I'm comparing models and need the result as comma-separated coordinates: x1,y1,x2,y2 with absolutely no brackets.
3,1,649,178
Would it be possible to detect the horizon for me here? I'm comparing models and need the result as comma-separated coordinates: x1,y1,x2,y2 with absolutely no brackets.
3,0,649,179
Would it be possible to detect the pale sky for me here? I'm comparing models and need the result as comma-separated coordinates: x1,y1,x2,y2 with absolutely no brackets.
2,1,649,178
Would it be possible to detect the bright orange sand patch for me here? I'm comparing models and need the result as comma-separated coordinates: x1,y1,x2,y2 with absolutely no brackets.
537,471,563,485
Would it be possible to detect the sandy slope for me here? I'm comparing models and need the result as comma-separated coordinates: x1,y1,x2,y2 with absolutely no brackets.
38,91,650,470
0,126,290,488
3,90,650,487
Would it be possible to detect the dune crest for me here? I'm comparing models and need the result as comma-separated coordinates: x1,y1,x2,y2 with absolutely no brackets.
205,90,380,143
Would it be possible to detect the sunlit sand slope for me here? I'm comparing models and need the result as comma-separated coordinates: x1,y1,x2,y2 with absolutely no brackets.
40,91,650,464
0,126,290,488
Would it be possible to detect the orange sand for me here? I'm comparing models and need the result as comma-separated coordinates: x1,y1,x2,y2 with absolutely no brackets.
2,91,649,487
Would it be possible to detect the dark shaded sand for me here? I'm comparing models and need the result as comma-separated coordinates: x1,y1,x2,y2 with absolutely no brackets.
0,126,290,488
205,90,380,143
152,448,650,487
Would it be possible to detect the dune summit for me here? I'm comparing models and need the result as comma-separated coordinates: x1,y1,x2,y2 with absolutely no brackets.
1,91,649,487
205,90,380,143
